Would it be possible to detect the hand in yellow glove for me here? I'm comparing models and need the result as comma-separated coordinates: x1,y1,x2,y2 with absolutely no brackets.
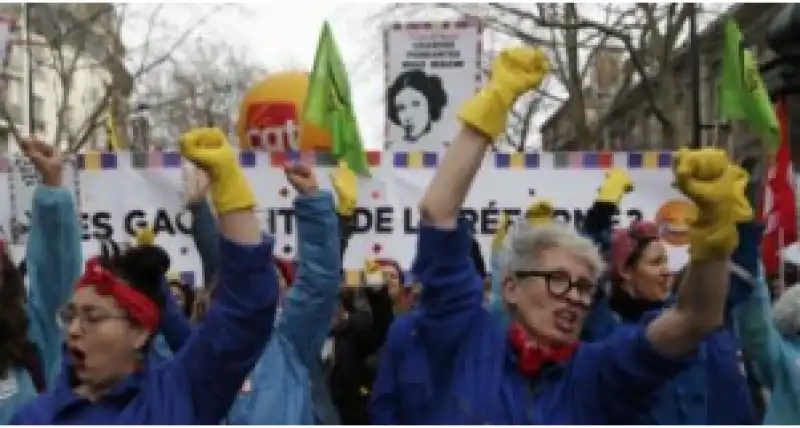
364,259,384,288
179,127,256,214
525,199,555,226
133,227,155,247
458,46,550,139
331,160,358,216
597,167,634,205
673,148,753,261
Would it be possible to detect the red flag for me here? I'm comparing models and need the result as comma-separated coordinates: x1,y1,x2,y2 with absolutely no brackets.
761,98,797,276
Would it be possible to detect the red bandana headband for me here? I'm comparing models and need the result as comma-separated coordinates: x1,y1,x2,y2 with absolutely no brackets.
74,257,161,331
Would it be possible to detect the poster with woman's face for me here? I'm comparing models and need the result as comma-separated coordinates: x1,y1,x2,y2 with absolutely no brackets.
384,20,482,153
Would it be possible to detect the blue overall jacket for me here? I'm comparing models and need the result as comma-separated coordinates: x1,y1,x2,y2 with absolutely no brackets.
0,186,82,424
10,232,279,424
159,191,342,424
370,219,697,424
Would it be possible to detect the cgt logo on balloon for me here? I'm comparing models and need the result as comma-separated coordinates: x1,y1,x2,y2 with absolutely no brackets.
244,102,301,152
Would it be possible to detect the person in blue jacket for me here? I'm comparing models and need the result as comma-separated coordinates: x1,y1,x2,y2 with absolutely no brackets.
730,221,800,424
158,158,343,424
603,220,756,424
10,127,280,424
0,139,82,424
370,46,753,424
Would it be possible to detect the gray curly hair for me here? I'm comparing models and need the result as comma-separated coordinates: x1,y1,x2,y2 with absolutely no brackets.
496,220,604,283
774,285,800,336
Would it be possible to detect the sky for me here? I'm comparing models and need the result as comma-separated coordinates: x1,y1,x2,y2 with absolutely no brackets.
122,1,397,150
121,1,730,151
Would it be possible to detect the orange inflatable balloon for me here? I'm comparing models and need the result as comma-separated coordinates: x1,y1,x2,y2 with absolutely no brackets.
237,71,331,151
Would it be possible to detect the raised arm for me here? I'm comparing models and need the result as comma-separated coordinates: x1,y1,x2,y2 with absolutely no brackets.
184,165,221,285
168,128,279,424
582,168,633,251
414,48,548,355
189,200,221,285
731,222,787,389
21,139,82,385
646,149,753,357
278,164,341,368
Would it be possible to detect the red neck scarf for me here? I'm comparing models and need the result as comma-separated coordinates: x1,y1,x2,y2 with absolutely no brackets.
74,257,161,331
507,322,578,377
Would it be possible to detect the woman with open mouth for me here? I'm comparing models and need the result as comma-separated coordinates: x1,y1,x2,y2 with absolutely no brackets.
10,128,280,424
601,220,757,424
0,139,82,424
370,46,753,424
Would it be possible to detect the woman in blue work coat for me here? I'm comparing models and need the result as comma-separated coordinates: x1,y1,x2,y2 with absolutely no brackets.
370,46,752,424
10,128,280,424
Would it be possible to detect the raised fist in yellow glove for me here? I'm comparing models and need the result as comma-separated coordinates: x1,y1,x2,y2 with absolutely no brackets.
597,167,634,205
331,160,358,216
133,227,155,247
179,127,256,214
673,148,753,260
364,259,384,288
525,199,555,226
458,46,550,139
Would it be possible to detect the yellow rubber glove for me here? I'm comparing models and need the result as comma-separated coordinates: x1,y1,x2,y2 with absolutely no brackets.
179,127,256,214
458,47,549,139
364,258,383,288
673,148,753,261
597,167,634,205
525,199,555,226
491,211,512,251
331,160,358,216
133,227,155,247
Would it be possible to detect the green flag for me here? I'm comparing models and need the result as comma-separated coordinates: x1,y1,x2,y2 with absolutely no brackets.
718,18,780,149
303,21,370,175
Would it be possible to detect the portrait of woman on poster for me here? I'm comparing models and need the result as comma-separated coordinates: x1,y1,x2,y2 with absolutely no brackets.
387,69,448,143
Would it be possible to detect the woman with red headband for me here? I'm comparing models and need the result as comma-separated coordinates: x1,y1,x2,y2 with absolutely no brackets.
370,46,752,424
11,128,280,424
0,139,82,424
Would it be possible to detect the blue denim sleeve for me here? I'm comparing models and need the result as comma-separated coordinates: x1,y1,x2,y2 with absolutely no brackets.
25,186,82,386
277,191,342,368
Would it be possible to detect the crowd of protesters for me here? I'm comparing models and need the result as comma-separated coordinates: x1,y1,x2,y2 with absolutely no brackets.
0,46,798,424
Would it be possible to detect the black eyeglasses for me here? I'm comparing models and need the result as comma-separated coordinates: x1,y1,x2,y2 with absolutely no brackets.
57,307,129,331
514,270,597,298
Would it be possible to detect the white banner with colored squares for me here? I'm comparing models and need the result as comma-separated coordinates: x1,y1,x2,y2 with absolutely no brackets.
1,150,694,287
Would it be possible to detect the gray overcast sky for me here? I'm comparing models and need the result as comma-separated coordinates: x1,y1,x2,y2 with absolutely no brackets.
122,1,390,149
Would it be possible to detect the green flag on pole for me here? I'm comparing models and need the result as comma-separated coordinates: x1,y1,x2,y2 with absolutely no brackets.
303,21,370,175
718,18,780,150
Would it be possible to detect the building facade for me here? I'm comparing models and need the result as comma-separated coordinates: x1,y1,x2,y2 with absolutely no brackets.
0,4,130,153
541,3,783,155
